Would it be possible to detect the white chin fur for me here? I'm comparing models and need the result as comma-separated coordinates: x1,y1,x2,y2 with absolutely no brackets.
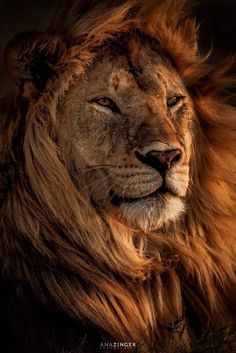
119,196,185,232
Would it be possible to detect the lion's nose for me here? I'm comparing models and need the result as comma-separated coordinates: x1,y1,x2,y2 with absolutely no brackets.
135,148,182,176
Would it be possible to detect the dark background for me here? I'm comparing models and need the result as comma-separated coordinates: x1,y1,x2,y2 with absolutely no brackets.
1,0,236,96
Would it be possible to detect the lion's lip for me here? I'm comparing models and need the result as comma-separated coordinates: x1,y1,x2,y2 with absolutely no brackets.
110,186,174,206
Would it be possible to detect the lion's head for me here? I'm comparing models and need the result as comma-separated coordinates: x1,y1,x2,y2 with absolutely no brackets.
59,38,193,232
1,1,236,352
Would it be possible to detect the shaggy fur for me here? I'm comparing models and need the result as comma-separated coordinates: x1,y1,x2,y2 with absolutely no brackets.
1,1,236,352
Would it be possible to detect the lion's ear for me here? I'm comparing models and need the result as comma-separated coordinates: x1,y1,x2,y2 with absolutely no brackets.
4,31,68,92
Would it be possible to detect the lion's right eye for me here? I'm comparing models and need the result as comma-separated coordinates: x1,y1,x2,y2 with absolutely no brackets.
167,95,183,108
90,97,121,114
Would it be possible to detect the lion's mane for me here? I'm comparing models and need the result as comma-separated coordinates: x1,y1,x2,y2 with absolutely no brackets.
1,1,236,352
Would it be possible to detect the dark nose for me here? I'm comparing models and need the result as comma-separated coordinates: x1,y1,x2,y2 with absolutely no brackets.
135,149,182,176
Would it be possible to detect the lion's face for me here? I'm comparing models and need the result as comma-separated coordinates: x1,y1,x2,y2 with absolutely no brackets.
61,44,194,231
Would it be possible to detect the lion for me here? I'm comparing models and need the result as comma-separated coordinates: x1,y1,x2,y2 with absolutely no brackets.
1,1,236,352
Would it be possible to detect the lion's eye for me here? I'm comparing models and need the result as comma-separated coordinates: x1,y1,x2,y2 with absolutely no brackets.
91,97,121,114
96,98,112,107
167,96,183,108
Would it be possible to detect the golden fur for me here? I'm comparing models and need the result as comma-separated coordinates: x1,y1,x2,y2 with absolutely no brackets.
1,1,236,352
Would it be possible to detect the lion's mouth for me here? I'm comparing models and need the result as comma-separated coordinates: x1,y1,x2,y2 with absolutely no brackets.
110,186,174,206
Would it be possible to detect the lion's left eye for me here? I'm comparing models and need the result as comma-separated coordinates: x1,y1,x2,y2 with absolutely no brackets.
91,97,121,114
167,96,183,108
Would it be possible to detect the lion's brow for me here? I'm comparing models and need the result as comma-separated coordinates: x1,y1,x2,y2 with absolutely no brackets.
127,59,148,91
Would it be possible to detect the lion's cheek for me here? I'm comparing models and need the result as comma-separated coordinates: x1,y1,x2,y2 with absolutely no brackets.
165,167,190,197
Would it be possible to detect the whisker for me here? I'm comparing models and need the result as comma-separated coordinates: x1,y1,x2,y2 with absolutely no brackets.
79,175,109,193
121,183,130,201
103,177,134,205
83,165,113,172
102,179,123,205
80,167,109,177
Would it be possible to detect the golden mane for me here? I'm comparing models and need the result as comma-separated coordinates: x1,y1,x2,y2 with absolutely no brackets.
1,0,236,352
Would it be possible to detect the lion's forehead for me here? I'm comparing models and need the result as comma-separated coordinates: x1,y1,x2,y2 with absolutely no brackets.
85,51,186,101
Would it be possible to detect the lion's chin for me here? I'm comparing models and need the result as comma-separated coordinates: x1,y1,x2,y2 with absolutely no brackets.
115,194,185,232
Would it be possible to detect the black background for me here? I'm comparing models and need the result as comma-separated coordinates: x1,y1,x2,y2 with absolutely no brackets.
1,0,236,96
